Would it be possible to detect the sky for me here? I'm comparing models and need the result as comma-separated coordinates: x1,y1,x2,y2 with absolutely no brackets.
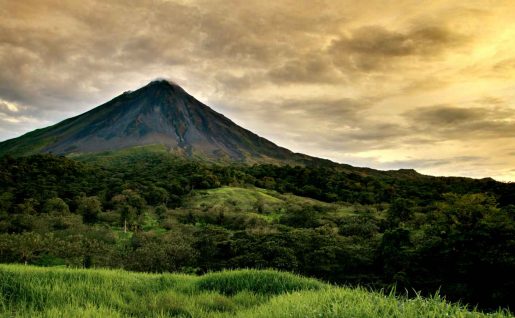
1,0,515,181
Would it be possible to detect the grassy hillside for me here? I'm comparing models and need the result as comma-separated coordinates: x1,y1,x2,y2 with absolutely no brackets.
181,186,355,222
161,186,362,229
0,265,511,318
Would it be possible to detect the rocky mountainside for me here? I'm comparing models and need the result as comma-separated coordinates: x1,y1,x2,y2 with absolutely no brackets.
0,80,304,163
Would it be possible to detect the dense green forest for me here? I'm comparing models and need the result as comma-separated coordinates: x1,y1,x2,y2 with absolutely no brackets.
0,152,514,311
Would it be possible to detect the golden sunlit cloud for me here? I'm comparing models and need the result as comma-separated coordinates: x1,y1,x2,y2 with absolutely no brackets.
1,0,515,180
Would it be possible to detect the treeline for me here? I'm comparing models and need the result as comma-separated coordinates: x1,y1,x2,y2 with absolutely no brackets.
0,153,515,310
245,164,515,206
2,153,514,212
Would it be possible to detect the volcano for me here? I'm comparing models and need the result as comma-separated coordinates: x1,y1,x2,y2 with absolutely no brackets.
0,80,304,163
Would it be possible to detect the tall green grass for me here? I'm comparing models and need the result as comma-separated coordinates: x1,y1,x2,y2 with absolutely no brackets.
0,264,511,318
196,269,325,295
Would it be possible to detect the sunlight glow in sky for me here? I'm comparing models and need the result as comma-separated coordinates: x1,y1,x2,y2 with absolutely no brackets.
1,0,515,180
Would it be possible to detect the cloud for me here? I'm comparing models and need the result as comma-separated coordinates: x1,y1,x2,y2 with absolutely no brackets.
267,55,342,84
0,0,515,180
376,156,484,170
407,106,484,126
0,100,20,114
404,104,515,139
223,96,410,154
328,25,470,73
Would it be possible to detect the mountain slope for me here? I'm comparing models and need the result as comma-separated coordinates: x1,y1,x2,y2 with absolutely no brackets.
0,80,299,163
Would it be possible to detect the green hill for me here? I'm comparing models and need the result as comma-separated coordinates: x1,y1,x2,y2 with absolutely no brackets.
0,264,511,318
181,186,354,222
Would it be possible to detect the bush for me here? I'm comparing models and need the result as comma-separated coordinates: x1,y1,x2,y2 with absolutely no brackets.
196,269,325,295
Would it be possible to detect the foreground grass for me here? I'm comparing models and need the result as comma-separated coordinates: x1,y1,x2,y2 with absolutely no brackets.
0,264,511,318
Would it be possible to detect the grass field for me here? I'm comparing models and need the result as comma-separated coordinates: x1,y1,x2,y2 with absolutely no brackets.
185,187,285,213
183,186,357,221
0,264,512,318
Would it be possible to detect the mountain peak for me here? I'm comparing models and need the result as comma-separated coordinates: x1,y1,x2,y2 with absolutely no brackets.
141,79,186,95
0,80,295,163
146,78,175,87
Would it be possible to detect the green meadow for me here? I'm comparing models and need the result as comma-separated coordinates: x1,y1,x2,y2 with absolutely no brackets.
0,264,511,318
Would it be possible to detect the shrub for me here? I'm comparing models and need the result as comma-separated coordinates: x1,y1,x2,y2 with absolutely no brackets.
196,269,325,295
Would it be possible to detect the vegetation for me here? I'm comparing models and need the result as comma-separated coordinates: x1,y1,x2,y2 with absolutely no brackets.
0,153,515,312
0,264,512,317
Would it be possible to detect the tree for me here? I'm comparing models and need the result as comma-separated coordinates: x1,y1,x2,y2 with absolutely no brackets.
4,232,50,265
77,196,102,224
16,198,38,215
194,225,231,271
155,204,168,218
127,231,197,272
42,197,70,215
280,206,319,228
379,228,412,288
146,186,169,205
122,189,146,210
120,205,137,232
386,198,414,227
255,196,265,214
413,193,515,308
0,192,13,213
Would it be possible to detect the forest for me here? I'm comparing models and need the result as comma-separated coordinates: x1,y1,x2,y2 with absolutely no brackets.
0,152,514,311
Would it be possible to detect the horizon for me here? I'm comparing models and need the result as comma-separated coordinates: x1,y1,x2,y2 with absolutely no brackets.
1,1,515,181
0,78,507,183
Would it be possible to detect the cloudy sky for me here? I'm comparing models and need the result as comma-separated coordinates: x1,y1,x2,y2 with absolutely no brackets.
1,0,515,181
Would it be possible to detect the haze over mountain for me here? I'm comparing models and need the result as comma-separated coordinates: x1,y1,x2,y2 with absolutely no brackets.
0,80,302,163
